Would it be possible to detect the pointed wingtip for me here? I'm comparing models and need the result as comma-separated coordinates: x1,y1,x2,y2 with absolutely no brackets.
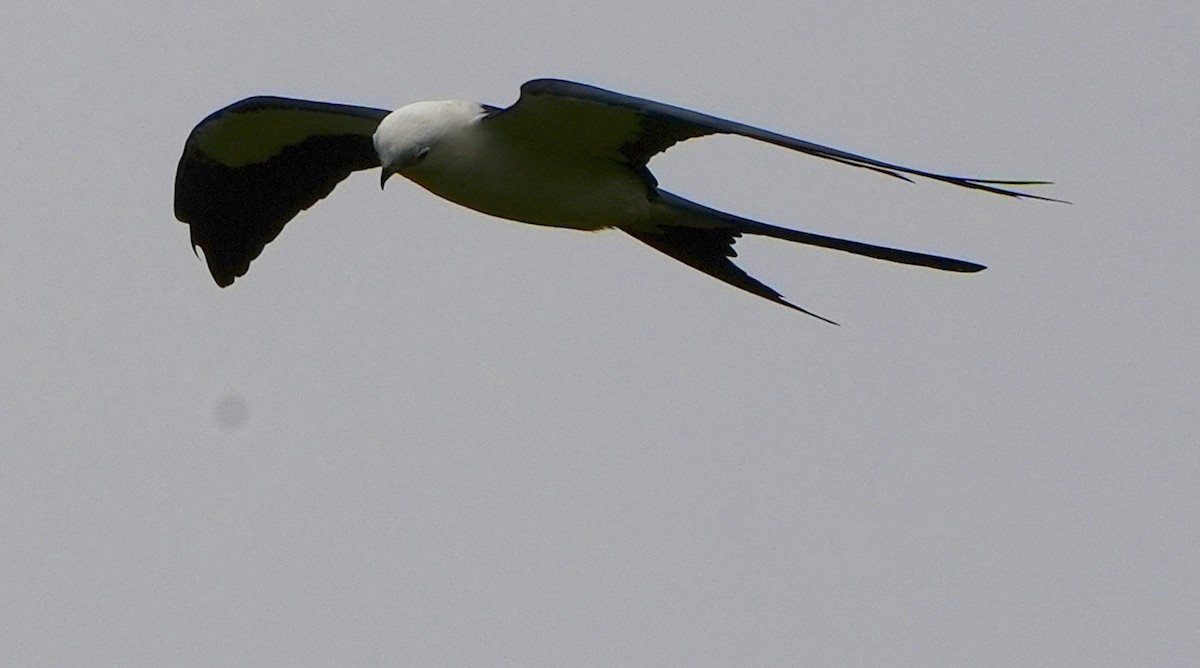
777,297,840,325
956,178,1069,203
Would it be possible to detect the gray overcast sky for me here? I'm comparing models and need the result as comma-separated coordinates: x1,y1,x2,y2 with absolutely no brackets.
3,1,1198,665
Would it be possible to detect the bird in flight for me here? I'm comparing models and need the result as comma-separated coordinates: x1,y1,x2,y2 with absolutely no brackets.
174,78,1056,323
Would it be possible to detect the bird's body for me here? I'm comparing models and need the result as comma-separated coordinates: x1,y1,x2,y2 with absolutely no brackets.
385,101,651,231
174,79,1056,323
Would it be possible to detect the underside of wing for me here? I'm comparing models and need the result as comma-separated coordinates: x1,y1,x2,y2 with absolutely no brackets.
174,96,390,286
498,79,1058,200
483,79,716,173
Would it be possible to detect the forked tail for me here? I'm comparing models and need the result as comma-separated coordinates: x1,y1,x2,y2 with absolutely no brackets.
625,191,986,324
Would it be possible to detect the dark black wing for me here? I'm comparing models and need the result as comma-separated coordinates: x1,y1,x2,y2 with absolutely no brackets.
484,80,713,173
488,78,1058,200
174,96,389,286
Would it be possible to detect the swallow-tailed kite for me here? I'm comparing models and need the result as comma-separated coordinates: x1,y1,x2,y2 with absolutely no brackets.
174,78,1055,323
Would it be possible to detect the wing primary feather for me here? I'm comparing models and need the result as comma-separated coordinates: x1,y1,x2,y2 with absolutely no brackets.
513,79,1063,201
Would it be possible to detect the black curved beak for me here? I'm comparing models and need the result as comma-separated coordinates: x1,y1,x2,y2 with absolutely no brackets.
380,166,397,190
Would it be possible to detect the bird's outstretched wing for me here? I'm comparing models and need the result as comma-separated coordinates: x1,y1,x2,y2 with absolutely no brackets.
487,78,1058,200
174,96,389,286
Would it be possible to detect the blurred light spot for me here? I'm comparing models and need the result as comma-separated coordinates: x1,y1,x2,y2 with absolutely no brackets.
213,393,250,431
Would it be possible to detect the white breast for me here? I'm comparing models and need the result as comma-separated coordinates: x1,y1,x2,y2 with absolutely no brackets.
402,120,654,231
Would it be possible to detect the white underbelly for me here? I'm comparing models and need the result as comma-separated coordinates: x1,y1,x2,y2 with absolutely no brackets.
403,132,653,231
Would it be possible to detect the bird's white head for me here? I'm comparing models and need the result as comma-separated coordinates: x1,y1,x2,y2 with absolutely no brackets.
374,99,484,187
